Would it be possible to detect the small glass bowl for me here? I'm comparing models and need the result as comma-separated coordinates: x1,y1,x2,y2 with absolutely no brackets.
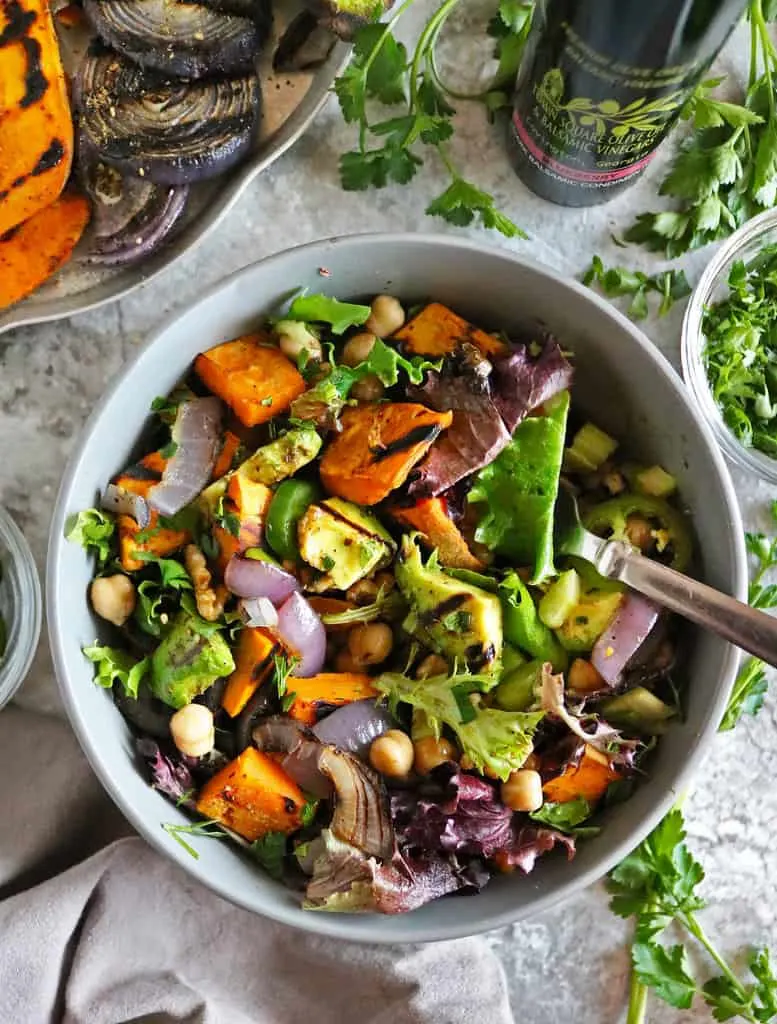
0,506,42,708
682,206,777,485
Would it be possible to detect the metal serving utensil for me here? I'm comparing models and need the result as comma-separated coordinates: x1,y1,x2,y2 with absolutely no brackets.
554,484,777,668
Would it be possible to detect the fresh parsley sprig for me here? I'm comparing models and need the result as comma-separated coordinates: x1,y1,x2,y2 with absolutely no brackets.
627,0,777,257
334,0,531,237
609,809,777,1023
746,502,777,608
582,256,691,320
162,819,229,860
719,502,777,731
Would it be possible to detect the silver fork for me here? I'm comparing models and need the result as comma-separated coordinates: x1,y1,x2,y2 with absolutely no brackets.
554,485,777,668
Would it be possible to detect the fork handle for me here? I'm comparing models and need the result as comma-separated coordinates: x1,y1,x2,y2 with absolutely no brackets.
598,540,777,668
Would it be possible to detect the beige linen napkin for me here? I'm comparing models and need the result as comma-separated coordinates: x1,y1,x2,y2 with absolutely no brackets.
0,706,513,1024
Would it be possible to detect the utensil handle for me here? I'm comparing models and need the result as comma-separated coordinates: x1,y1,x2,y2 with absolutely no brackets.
601,541,777,667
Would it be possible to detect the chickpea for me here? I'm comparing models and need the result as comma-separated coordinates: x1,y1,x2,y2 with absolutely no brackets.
369,729,414,778
90,574,136,627
501,769,544,813
366,295,406,337
624,514,653,552
169,704,215,759
275,319,322,364
413,735,457,775
415,653,448,680
341,332,377,367
351,374,385,403
335,649,361,673
346,578,379,605
348,622,393,667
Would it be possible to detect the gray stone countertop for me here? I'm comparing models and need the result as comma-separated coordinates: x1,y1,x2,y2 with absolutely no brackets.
1,10,776,1022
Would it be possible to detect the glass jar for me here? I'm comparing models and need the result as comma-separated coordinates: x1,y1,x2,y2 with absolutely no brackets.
0,505,42,708
682,207,777,486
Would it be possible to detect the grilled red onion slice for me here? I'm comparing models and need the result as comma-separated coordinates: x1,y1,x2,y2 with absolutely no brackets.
273,10,336,72
148,397,222,517
318,747,393,860
239,596,278,628
101,482,151,528
312,700,395,759
225,556,299,603
76,52,261,185
591,593,661,686
252,716,331,798
81,155,188,266
275,593,326,677
83,0,270,80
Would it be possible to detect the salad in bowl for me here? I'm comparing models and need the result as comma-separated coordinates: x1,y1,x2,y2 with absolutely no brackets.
68,289,692,915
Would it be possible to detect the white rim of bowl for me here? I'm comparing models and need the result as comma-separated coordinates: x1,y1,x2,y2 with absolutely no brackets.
47,232,747,943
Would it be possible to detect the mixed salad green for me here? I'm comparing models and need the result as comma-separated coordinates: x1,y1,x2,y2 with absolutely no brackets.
69,291,694,913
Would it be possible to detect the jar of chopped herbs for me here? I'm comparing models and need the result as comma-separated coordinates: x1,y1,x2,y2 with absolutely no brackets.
682,207,777,484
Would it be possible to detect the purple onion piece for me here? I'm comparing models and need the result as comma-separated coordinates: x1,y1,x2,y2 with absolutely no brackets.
101,482,150,528
276,592,326,678
225,556,299,603
76,52,261,186
239,597,278,628
148,397,222,517
81,155,189,267
591,593,661,686
312,699,395,760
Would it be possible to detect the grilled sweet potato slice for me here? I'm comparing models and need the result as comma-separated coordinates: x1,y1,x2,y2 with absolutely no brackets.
0,193,89,310
0,0,74,235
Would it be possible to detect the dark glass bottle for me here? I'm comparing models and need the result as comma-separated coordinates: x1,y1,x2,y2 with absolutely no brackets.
507,0,749,206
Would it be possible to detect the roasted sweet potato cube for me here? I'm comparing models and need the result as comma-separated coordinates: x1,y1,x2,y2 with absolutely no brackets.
320,403,453,505
195,747,305,841
389,498,484,571
212,476,273,575
113,451,190,572
221,627,278,718
287,672,377,726
194,333,306,427
211,430,242,480
394,302,508,359
542,745,620,804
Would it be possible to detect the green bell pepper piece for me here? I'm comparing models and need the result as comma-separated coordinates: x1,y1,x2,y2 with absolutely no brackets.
266,479,322,562
499,571,568,671
583,493,692,572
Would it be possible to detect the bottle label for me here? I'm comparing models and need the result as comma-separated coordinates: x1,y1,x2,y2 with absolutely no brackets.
511,19,696,190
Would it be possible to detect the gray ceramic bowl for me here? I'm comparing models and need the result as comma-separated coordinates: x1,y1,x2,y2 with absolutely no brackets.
47,234,746,943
